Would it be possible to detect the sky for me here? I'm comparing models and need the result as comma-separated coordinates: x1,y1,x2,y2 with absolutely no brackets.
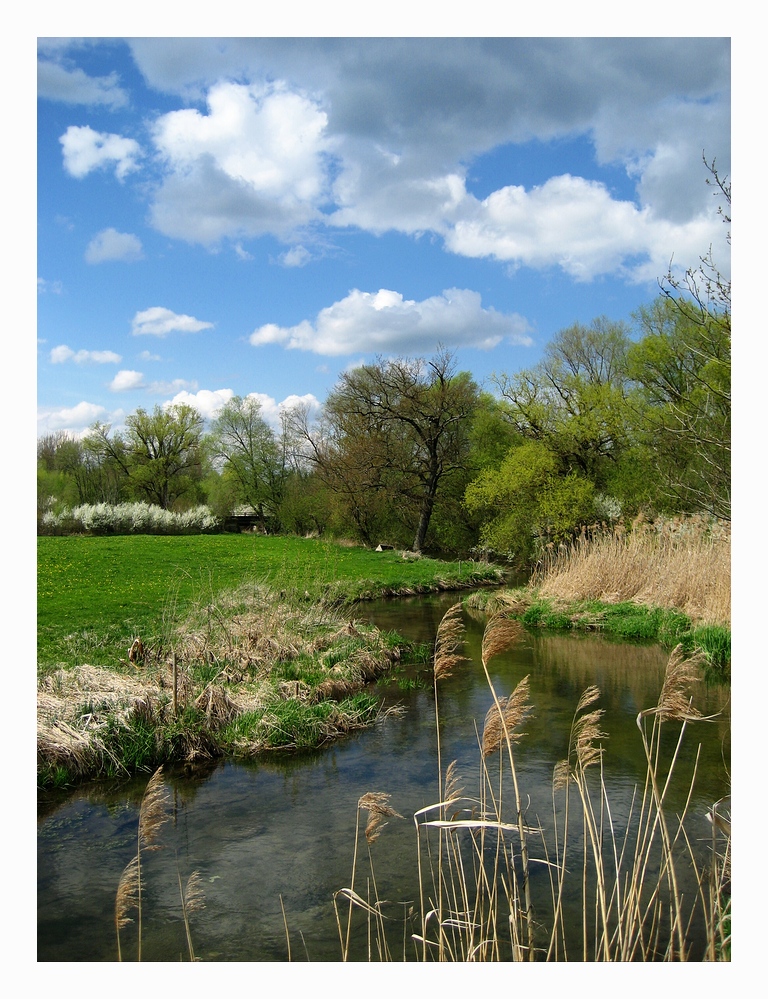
36,35,732,437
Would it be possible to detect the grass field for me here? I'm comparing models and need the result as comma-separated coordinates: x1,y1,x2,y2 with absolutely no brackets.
38,534,499,673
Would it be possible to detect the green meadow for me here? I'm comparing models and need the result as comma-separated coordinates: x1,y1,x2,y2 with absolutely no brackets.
38,534,500,673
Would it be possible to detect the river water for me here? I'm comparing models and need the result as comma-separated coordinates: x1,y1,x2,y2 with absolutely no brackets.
37,593,731,962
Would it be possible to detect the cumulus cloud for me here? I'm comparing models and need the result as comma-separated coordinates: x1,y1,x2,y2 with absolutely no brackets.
85,228,143,264
165,388,234,420
109,370,144,392
127,38,728,277
38,57,128,108
443,175,727,283
60,125,142,181
50,345,122,364
250,288,532,356
163,387,321,430
131,306,213,337
37,401,108,435
149,80,331,244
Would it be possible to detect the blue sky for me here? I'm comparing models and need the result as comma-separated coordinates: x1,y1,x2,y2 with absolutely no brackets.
37,35,731,436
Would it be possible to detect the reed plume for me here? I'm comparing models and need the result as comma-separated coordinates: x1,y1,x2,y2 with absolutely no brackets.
481,615,523,669
481,675,533,757
478,614,535,960
359,791,403,845
178,868,206,961
433,602,467,681
114,765,170,961
115,855,139,961
654,644,705,722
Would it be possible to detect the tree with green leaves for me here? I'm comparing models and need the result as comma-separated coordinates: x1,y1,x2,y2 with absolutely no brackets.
208,395,286,531
493,317,633,488
632,156,731,519
465,439,597,566
85,404,205,510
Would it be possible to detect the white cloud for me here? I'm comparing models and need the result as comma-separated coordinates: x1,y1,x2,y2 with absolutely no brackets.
246,391,321,429
85,228,144,264
109,370,144,392
279,245,312,267
139,350,162,361
38,57,128,108
164,388,234,420
146,378,198,396
249,287,532,357
148,80,331,243
37,277,63,294
162,387,321,430
444,175,727,283
131,306,213,337
50,345,122,364
60,125,142,181
37,401,108,435
126,39,729,278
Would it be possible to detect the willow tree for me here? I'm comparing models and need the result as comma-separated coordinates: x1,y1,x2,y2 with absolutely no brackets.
86,403,205,510
209,395,286,531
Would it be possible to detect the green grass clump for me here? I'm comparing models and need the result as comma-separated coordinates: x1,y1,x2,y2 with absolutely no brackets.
691,625,731,681
521,599,572,631
218,693,379,751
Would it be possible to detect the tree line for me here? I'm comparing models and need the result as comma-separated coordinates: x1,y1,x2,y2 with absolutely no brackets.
38,168,730,568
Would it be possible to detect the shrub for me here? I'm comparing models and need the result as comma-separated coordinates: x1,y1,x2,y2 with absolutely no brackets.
38,501,220,536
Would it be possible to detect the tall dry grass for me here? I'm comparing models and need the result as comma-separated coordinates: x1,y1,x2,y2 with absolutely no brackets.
532,517,730,626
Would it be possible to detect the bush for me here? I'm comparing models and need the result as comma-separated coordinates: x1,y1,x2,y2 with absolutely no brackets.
38,501,220,536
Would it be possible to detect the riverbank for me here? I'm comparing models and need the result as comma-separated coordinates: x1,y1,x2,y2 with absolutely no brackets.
37,536,504,787
37,527,731,787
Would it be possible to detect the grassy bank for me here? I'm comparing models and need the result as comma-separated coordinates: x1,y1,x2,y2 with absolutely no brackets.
37,535,502,786
467,518,731,682
38,534,501,674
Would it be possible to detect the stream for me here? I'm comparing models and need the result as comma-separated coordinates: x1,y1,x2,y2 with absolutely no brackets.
37,592,730,962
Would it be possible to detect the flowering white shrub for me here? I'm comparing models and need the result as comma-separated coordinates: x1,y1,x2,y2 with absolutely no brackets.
38,502,220,536
593,493,622,522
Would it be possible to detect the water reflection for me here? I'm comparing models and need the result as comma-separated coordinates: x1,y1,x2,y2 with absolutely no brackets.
38,595,730,962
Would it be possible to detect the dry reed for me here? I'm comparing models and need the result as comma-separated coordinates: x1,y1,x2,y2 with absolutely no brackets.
533,519,730,626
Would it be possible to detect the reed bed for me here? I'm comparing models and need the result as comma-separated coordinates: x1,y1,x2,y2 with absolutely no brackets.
532,517,730,626
335,604,731,962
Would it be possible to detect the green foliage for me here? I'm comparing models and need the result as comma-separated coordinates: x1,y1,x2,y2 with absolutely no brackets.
628,296,730,519
465,440,596,565
691,625,731,680
103,714,164,775
208,395,287,531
